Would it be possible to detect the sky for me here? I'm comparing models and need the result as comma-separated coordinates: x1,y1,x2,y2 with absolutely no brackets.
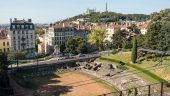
0,0,170,24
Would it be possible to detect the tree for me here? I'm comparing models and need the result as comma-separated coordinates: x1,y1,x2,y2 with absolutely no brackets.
61,36,87,54
145,9,170,51
88,27,106,50
127,24,141,37
59,12,149,23
0,52,8,73
7,51,27,60
60,43,66,54
0,52,12,96
35,28,45,35
35,39,41,52
80,44,88,54
131,37,137,64
112,29,129,49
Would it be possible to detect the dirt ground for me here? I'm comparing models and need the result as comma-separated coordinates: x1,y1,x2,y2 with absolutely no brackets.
38,72,113,96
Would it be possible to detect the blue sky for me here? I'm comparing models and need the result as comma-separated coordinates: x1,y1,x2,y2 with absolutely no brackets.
0,0,170,24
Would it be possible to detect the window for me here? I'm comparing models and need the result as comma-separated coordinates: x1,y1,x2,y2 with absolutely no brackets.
7,48,10,52
17,25,20,29
3,42,5,46
25,25,28,29
14,46,16,50
13,41,16,45
13,37,15,40
30,25,32,29
7,42,9,46
3,48,6,52
13,31,15,34
31,35,33,38
18,31,20,34
18,36,20,39
22,31,24,34
12,25,15,29
26,30,28,34
22,25,24,29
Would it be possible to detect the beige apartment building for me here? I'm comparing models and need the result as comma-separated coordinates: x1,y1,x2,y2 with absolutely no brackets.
0,30,10,52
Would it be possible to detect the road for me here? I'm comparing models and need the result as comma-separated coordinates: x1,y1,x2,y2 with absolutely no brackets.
9,53,101,69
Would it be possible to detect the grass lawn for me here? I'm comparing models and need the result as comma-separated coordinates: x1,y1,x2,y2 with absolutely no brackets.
97,51,170,83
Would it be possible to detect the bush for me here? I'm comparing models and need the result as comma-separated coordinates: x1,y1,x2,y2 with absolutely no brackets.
111,49,118,54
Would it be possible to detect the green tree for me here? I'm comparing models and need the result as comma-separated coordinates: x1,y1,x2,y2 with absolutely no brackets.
112,29,129,49
127,24,141,37
131,37,137,64
59,12,149,23
88,27,106,50
8,51,27,60
61,36,87,54
145,9,170,51
35,28,45,35
0,52,11,96
60,43,66,54
35,39,41,52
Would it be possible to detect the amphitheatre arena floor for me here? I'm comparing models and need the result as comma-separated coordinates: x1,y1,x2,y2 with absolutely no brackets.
37,71,115,96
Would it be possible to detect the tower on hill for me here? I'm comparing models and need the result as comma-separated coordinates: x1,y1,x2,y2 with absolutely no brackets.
106,2,108,12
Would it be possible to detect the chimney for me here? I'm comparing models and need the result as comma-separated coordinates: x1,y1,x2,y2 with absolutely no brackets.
63,23,65,27
14,18,17,21
28,19,32,22
10,18,12,23
50,23,53,27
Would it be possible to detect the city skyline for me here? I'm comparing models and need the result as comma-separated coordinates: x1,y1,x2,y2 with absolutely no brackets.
0,0,170,24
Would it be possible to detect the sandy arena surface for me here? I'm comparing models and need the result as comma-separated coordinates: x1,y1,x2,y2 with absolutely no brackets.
38,72,113,96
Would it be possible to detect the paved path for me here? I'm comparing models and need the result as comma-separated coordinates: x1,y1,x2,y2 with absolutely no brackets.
9,54,100,70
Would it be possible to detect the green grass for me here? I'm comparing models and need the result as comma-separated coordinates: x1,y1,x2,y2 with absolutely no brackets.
97,51,170,84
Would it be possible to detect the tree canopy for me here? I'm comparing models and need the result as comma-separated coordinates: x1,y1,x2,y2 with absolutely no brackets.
88,27,106,51
59,12,149,23
35,28,45,35
60,36,87,54
145,9,170,51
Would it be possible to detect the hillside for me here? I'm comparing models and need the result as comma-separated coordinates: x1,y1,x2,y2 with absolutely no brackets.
59,12,149,23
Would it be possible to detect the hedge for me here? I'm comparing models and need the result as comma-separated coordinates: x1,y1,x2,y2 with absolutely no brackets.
99,57,170,86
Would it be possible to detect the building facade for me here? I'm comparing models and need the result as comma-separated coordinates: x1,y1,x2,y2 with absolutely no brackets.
45,23,74,54
0,29,10,52
9,18,35,52
74,29,88,43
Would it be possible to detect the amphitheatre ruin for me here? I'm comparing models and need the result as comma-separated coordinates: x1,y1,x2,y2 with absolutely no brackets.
10,57,165,96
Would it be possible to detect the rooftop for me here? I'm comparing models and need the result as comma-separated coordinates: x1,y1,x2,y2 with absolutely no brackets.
0,29,9,39
10,18,33,24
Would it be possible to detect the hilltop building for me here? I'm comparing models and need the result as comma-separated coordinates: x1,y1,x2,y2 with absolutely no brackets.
84,8,96,14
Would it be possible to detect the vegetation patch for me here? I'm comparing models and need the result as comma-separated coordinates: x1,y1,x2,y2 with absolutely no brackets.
99,56,169,85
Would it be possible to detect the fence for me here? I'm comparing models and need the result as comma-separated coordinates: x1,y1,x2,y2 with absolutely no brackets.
98,82,170,96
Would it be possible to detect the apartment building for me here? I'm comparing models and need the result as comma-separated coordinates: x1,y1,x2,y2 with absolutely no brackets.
45,23,74,54
9,18,35,52
0,29,10,52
